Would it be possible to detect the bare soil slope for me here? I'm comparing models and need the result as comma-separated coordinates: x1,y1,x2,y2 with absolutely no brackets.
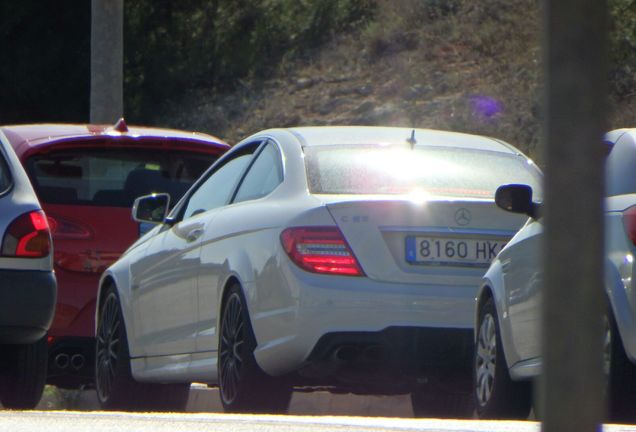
162,1,635,165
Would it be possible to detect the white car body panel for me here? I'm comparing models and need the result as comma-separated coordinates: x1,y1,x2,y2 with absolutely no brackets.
0,130,52,272
130,215,204,356
478,128,636,382
500,219,543,364
97,126,542,386
478,217,543,379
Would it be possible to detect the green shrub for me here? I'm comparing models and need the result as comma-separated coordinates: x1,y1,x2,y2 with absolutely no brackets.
125,0,373,122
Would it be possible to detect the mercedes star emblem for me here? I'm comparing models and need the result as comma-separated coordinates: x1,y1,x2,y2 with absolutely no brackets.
454,208,471,226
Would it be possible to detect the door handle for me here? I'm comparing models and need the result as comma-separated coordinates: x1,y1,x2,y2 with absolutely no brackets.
186,228,204,242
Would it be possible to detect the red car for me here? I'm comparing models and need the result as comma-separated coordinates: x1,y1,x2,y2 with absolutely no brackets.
2,119,229,388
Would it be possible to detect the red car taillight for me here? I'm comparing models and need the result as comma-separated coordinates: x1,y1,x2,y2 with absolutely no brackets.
623,205,636,246
1,210,52,258
280,227,364,276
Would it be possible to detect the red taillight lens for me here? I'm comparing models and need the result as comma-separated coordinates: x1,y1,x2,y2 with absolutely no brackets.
47,215,92,239
623,206,636,246
280,227,364,276
1,210,52,258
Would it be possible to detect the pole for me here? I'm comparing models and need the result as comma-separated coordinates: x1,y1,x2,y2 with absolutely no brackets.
90,0,123,124
541,0,608,431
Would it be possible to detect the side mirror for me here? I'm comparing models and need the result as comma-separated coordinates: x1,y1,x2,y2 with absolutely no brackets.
495,184,540,219
132,193,170,224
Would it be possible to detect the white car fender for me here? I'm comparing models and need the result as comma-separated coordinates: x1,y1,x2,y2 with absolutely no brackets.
477,258,518,369
95,239,152,357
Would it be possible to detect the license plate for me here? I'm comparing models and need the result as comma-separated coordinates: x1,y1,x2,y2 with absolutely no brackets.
405,236,507,266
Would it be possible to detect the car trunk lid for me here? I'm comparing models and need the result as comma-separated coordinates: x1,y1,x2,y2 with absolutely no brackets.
324,196,527,284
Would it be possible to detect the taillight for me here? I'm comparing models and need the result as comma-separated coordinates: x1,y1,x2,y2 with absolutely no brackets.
47,215,92,239
280,227,364,276
1,210,52,258
623,205,636,246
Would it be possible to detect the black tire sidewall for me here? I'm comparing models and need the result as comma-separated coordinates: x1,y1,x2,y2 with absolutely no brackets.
0,336,48,409
96,286,136,409
219,285,259,410
95,285,191,412
606,308,636,422
218,283,291,413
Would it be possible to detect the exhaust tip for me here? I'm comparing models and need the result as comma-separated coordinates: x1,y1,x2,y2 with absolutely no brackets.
70,354,85,370
54,353,70,369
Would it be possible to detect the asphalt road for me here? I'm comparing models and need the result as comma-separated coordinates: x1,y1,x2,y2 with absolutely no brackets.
4,411,636,432
0,411,537,432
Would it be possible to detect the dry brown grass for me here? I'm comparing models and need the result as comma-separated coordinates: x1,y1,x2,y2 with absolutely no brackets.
159,0,633,167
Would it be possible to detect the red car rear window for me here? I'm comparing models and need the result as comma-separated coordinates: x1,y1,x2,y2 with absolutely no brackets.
26,148,216,207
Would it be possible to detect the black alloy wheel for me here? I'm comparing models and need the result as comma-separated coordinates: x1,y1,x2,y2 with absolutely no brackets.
96,290,122,403
218,283,292,413
95,285,190,411
219,291,245,405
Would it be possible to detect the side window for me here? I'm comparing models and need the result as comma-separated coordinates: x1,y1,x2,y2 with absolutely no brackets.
0,149,11,195
233,142,283,203
607,134,636,197
183,145,258,219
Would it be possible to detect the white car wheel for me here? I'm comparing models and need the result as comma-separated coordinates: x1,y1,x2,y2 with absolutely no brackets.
474,297,531,419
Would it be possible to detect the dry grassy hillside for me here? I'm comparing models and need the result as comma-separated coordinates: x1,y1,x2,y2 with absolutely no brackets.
160,0,636,166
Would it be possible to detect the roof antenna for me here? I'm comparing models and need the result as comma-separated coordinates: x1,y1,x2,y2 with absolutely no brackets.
406,129,417,148
113,118,128,133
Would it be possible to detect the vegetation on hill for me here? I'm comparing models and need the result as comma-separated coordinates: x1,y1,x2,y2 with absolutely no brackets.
154,0,636,164
1,0,634,163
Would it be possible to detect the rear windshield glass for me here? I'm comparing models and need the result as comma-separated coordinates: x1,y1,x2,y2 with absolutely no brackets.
0,150,10,194
27,148,216,207
304,145,543,200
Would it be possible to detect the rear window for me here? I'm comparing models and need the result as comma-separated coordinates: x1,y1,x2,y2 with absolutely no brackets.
305,145,543,200
27,148,216,207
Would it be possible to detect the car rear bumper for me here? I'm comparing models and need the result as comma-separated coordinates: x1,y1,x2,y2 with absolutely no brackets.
249,264,479,377
0,269,56,344
294,327,473,393
47,336,95,388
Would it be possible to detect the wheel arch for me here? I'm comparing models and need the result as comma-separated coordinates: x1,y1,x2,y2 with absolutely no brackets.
478,260,518,372
220,275,243,309
475,285,494,341
94,273,136,358
95,274,117,335
217,274,249,340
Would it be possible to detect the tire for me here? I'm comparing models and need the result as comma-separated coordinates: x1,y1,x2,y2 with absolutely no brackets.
411,386,474,419
474,297,532,419
0,336,48,409
218,283,292,413
95,286,190,411
605,310,636,422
